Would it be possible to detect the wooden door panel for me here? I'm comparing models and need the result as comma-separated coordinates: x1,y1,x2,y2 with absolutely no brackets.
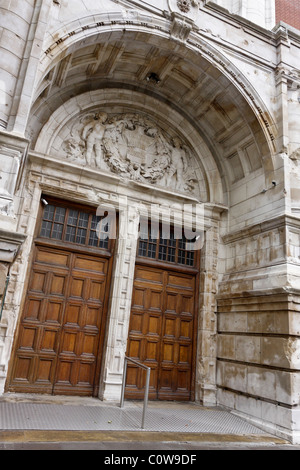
127,337,143,358
39,328,58,353
129,311,143,334
181,295,194,314
144,338,160,362
147,313,161,336
8,245,110,396
49,274,67,296
64,303,81,326
35,356,56,385
135,266,164,284
54,358,74,389
148,289,163,312
178,343,191,364
73,256,106,272
162,341,175,363
85,306,101,328
31,271,47,293
159,367,173,394
45,301,64,324
77,361,95,386
168,273,195,289
164,315,178,338
126,365,140,390
69,277,86,299
18,326,38,352
165,292,178,313
126,265,196,401
60,330,78,355
13,356,32,382
132,288,146,309
24,298,43,322
89,280,105,301
177,368,191,393
180,317,193,339
36,248,70,267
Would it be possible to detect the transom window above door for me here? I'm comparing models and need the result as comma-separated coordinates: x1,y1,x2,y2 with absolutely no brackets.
39,199,112,251
137,221,198,268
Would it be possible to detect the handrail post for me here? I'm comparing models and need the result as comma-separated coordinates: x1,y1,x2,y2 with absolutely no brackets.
120,356,151,429
142,366,150,429
120,357,127,409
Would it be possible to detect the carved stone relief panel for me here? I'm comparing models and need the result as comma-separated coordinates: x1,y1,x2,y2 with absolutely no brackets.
56,112,201,197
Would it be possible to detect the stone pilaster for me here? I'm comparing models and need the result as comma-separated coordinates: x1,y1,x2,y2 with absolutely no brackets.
99,199,139,401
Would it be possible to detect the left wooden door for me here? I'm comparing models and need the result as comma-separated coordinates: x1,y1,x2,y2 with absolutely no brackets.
7,199,113,396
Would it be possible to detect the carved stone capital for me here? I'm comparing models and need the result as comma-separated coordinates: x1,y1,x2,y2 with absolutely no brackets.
0,131,29,217
290,148,300,162
0,229,27,263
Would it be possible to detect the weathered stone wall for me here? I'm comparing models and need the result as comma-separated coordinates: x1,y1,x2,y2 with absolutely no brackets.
217,215,300,440
208,0,276,28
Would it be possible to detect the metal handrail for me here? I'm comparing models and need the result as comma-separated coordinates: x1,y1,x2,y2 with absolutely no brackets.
120,356,151,429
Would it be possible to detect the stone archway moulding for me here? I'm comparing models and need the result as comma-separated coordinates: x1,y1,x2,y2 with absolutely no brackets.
37,9,278,164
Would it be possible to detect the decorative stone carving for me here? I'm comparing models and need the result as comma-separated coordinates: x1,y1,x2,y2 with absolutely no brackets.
170,13,194,41
0,133,28,218
166,0,200,41
290,148,300,162
0,229,26,263
62,112,199,195
168,0,200,20
177,0,199,14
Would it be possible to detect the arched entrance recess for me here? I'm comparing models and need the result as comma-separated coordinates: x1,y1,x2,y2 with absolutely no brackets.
6,20,276,402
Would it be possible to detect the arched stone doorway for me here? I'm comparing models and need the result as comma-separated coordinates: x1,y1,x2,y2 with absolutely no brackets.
5,14,277,406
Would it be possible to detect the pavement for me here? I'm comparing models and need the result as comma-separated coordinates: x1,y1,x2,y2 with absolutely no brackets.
0,393,299,450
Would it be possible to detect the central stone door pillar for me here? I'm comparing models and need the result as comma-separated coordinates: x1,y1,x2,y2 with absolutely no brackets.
99,198,140,401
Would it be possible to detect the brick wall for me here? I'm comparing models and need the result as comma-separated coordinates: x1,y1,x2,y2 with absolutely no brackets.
276,0,300,30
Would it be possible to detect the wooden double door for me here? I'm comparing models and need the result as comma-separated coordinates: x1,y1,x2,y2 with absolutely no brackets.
126,264,197,401
7,200,113,396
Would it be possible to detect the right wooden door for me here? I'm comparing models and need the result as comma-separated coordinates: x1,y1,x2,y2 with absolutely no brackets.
126,264,197,401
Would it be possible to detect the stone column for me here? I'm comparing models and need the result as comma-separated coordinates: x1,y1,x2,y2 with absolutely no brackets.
0,130,29,393
99,197,139,401
195,206,223,405
0,0,35,130
0,228,26,393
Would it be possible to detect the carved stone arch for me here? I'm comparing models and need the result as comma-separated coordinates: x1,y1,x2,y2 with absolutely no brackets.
36,11,277,157
30,11,278,205
185,35,278,164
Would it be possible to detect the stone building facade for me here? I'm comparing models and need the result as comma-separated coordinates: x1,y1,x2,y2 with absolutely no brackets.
0,0,300,443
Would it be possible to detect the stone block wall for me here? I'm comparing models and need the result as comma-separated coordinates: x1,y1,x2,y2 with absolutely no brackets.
217,214,300,439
